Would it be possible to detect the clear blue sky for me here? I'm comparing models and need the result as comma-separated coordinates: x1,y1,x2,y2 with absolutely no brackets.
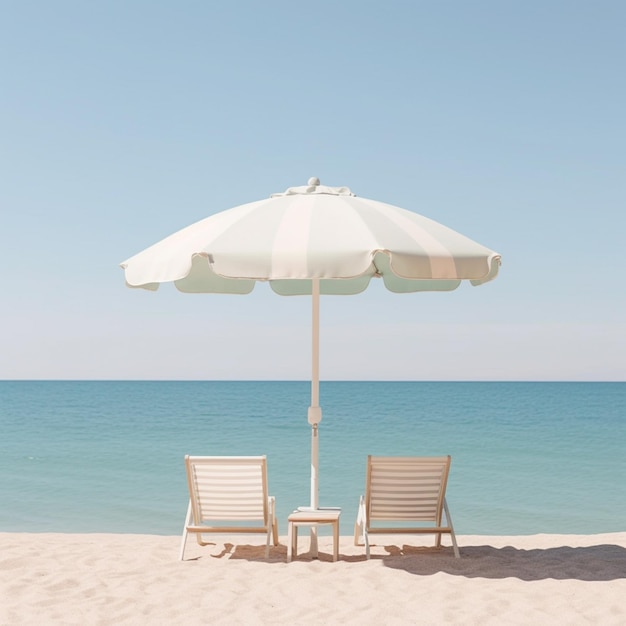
1,1,624,380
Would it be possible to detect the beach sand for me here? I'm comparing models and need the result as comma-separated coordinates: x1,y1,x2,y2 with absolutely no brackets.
1,531,625,625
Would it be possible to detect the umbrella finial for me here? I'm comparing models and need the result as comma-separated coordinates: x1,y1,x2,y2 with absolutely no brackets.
271,179,355,197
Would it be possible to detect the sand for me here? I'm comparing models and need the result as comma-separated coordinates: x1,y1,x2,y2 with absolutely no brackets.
1,531,625,625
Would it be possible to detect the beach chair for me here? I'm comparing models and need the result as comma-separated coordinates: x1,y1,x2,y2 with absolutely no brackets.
179,455,279,560
354,455,460,559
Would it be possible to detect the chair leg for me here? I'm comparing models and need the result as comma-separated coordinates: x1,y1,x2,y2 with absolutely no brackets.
355,495,367,549
444,498,461,558
179,501,192,561
450,531,460,558
265,512,277,558
272,518,279,546
179,530,189,561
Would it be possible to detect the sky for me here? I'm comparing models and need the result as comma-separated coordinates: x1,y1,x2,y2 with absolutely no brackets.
1,0,625,381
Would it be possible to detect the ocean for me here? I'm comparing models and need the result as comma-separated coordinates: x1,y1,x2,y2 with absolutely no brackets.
1,381,624,536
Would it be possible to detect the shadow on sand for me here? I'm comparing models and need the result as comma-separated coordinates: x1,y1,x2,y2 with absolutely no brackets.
186,539,626,582
378,542,626,582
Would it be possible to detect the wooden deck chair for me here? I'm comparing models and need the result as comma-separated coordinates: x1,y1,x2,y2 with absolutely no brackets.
354,456,460,559
179,455,279,561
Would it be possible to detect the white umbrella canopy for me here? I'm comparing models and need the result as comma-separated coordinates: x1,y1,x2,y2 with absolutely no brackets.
121,177,501,525
123,178,500,295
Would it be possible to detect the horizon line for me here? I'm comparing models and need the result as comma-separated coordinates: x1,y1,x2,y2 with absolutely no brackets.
1,379,624,384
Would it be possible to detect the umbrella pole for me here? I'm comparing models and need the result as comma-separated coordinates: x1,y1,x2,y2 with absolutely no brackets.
307,278,322,556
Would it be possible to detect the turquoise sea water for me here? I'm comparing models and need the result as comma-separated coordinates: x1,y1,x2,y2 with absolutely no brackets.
1,381,624,536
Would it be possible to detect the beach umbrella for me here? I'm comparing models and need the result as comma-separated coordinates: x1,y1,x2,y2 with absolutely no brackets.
120,177,501,531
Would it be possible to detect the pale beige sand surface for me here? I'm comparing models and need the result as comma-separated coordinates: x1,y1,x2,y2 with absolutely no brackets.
1,531,625,625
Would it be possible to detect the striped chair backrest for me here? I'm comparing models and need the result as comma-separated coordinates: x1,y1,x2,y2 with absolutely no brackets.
366,456,451,524
186,456,269,523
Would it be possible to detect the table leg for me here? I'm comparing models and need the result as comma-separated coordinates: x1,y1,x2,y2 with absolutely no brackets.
287,522,293,563
293,524,298,559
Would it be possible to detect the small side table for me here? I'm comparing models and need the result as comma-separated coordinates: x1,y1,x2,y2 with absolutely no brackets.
287,509,341,562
